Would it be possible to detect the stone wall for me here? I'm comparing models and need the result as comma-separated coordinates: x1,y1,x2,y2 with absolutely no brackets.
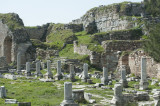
71,2,143,33
129,50,160,78
74,40,143,72
0,20,31,64
102,40,143,52
36,48,59,60
73,41,92,55
25,24,49,41
92,29,142,43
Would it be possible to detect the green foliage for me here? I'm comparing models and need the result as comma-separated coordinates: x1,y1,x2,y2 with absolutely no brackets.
46,24,75,50
143,23,160,62
75,31,104,53
0,13,24,31
31,39,49,49
144,0,160,16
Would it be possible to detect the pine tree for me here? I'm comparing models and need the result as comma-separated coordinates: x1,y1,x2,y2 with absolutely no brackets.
144,23,160,62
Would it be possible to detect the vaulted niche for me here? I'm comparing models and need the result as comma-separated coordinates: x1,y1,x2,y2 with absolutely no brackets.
4,36,12,63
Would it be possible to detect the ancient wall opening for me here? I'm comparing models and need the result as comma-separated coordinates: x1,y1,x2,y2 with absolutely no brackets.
4,36,12,63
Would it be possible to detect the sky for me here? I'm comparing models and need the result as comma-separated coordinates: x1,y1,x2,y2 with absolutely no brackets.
0,0,143,26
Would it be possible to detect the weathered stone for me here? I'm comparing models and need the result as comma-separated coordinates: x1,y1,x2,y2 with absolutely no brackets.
110,83,123,106
84,93,96,103
61,82,78,106
70,64,75,82
4,74,16,80
153,91,160,106
5,99,18,104
17,52,21,73
72,89,84,103
44,60,53,79
134,84,139,89
87,79,93,84
0,86,6,98
35,61,43,77
101,67,109,85
18,102,31,106
119,65,128,88
94,83,104,88
139,57,149,90
25,62,31,76
135,91,150,101
81,63,89,82
55,60,63,80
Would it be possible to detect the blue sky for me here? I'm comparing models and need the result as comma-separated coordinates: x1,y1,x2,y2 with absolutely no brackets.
0,0,143,26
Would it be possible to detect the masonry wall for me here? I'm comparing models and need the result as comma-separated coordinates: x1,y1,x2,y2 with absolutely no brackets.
71,2,143,33
129,50,160,78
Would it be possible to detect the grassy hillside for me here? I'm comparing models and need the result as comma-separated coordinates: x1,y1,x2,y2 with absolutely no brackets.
0,13,24,31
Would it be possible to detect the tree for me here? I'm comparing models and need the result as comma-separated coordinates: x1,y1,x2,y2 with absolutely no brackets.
144,0,160,16
144,23,160,62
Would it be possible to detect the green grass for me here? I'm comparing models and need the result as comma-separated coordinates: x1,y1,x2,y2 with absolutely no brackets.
46,24,75,50
75,31,104,53
59,44,90,64
0,78,64,106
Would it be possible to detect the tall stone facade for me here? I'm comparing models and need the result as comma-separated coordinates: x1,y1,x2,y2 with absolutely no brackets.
71,2,143,33
0,15,31,67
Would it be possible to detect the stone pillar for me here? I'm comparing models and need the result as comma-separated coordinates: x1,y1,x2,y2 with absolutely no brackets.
70,64,75,82
0,86,6,98
57,60,61,75
44,60,53,79
61,82,78,106
26,62,31,76
110,83,123,106
153,91,160,106
81,63,89,82
17,52,21,73
101,67,109,85
119,65,128,88
35,61,43,77
55,60,63,80
139,57,149,90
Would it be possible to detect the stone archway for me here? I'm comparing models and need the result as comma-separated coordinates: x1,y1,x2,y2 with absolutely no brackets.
4,36,12,63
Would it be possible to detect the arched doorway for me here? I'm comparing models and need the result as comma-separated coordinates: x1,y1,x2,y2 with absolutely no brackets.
4,36,12,63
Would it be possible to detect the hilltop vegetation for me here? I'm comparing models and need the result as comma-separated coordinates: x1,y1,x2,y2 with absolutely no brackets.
0,13,24,30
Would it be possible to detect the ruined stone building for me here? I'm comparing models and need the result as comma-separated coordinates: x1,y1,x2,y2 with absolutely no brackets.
0,13,32,72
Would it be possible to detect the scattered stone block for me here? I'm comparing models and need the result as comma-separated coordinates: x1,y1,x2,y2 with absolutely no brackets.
134,84,139,89
87,79,92,84
84,93,96,103
94,83,103,88
151,79,158,85
135,91,150,101
5,99,18,104
72,89,84,103
4,74,16,80
153,91,160,106
18,102,31,106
